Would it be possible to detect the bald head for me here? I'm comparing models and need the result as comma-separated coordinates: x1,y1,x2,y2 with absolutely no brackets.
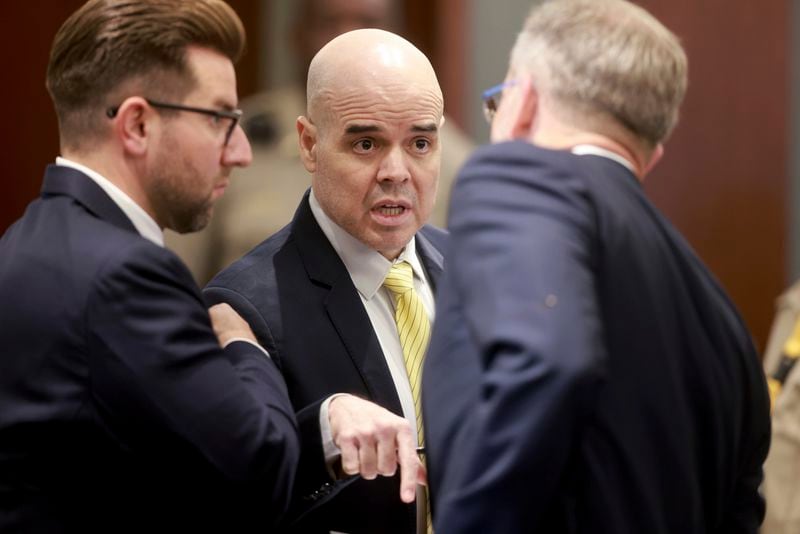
296,28,443,260
306,29,443,125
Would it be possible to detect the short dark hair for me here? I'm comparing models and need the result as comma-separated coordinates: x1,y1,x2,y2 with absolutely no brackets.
46,0,245,149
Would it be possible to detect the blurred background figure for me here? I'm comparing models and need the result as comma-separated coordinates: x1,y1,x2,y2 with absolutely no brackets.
165,0,474,284
762,280,800,534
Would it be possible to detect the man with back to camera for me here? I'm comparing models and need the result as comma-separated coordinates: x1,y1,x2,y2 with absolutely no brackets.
0,0,301,531
205,28,446,534
422,1,771,533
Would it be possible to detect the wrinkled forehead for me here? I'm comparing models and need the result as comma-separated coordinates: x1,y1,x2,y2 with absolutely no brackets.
314,79,443,132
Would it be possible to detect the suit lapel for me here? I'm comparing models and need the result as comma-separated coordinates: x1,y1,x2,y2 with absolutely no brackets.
41,165,138,235
416,229,445,292
324,283,404,414
290,193,405,416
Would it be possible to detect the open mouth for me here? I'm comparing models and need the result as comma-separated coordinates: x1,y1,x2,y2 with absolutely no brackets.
374,204,406,216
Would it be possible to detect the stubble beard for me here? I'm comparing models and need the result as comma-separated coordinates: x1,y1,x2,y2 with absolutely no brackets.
150,145,216,234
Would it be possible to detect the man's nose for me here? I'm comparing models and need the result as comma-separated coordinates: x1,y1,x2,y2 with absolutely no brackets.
222,124,253,168
377,146,411,183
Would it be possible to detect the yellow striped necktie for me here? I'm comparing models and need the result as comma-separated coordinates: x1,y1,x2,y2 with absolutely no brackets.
383,261,430,446
384,260,433,533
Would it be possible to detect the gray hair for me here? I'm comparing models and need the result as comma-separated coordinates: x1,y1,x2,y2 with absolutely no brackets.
511,0,688,146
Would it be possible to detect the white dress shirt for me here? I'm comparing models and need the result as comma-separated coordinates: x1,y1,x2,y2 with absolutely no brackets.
56,157,164,246
571,144,636,173
310,189,434,454
309,190,434,533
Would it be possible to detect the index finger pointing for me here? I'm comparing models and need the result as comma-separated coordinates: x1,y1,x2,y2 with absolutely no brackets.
396,428,420,503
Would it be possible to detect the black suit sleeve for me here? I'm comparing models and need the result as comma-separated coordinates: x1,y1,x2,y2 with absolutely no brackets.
85,241,299,525
720,410,770,533
204,284,350,518
432,147,606,532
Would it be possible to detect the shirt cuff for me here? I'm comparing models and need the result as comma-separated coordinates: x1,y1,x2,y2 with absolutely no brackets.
222,337,271,359
320,393,350,478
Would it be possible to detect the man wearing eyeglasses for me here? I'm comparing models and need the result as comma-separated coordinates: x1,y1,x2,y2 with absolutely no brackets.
0,1,300,531
422,1,770,533
205,28,445,533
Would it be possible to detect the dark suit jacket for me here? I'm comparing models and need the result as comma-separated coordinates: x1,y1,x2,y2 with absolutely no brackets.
422,141,771,534
0,165,299,533
205,193,447,534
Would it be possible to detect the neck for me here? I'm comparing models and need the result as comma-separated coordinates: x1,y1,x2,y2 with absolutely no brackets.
528,108,655,181
61,148,162,227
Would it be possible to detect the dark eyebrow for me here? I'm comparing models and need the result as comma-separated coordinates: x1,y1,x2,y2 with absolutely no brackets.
345,124,382,135
411,123,438,133
212,97,237,111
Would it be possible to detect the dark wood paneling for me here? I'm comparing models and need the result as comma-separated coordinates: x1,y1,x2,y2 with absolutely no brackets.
226,0,264,98
403,0,437,59
405,0,468,130
0,2,86,233
636,0,789,351
435,0,469,130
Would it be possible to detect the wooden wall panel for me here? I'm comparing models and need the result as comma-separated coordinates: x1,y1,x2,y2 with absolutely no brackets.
435,0,469,131
636,0,789,351
405,0,468,130
0,2,86,234
225,0,264,98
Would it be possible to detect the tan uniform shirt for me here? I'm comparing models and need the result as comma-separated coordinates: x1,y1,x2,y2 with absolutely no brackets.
762,280,800,534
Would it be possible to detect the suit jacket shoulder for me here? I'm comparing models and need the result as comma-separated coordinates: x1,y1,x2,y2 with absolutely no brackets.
0,166,299,532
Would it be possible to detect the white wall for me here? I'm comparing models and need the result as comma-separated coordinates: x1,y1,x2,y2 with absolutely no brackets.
467,0,543,142
263,1,295,89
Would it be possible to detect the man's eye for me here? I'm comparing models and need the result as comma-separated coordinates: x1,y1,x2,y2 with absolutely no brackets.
412,138,431,153
354,139,376,153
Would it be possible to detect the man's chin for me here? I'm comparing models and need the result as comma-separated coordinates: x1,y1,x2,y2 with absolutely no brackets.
370,231,419,261
171,205,214,234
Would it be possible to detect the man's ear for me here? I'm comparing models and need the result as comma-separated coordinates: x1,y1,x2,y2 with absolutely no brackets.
490,76,538,143
509,77,538,140
297,116,318,173
111,97,151,157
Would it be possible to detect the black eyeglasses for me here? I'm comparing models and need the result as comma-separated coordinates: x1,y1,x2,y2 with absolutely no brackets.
481,80,517,124
106,98,243,146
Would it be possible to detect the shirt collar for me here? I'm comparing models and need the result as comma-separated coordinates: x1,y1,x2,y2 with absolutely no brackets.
571,144,636,173
308,189,426,300
56,157,164,246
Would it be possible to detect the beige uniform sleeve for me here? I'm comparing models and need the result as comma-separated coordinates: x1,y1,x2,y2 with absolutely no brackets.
762,282,800,534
